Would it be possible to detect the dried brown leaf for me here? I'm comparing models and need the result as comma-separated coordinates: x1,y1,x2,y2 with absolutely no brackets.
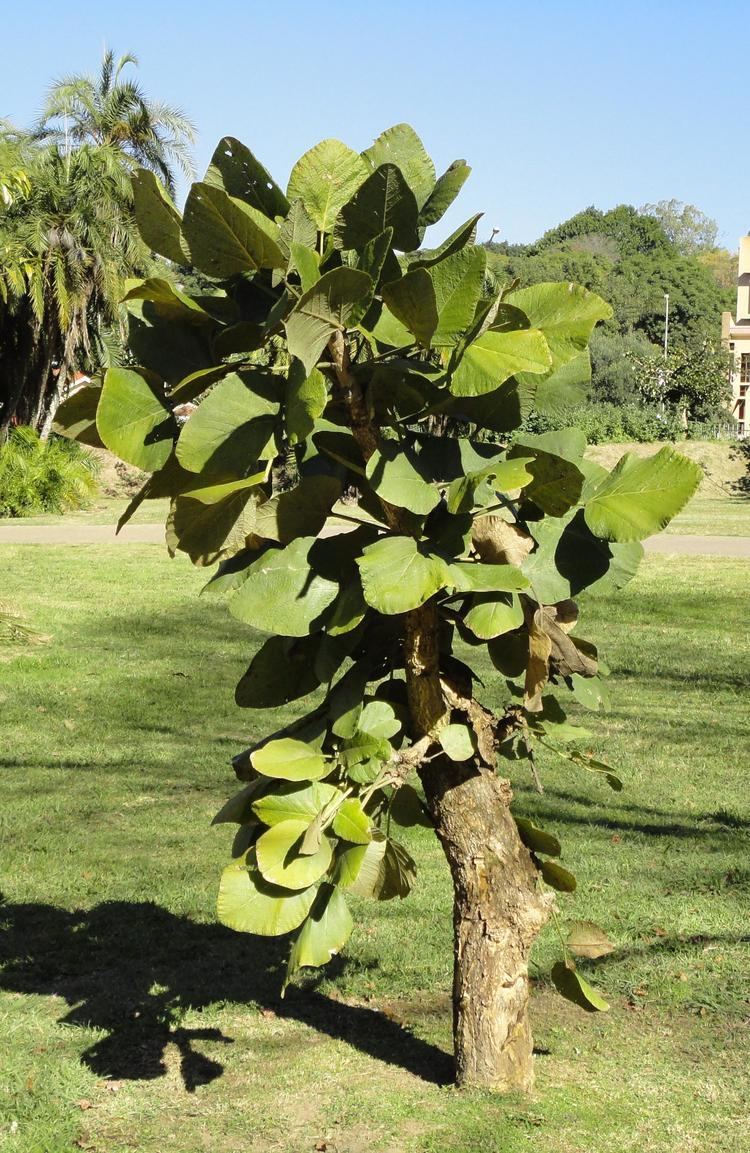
471,516,533,567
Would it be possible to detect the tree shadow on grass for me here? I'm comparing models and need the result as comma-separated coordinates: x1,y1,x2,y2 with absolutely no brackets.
0,898,453,1092
513,784,750,842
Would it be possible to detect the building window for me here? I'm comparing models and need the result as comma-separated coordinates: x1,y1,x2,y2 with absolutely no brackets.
741,354,750,384
741,385,749,398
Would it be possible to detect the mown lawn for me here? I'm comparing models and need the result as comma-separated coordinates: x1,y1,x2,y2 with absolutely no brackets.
1,543,748,1153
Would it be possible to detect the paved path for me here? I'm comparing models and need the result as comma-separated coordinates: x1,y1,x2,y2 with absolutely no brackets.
642,534,750,557
0,523,165,545
1,522,749,557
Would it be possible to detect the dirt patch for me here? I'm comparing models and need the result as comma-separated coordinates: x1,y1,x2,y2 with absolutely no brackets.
88,448,147,498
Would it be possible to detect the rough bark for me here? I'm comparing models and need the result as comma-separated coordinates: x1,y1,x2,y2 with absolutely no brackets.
420,760,552,1091
404,601,552,1091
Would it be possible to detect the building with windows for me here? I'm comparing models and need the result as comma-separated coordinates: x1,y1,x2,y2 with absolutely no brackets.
721,236,750,436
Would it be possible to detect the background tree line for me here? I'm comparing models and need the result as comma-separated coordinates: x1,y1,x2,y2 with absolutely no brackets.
0,49,738,442
485,201,736,431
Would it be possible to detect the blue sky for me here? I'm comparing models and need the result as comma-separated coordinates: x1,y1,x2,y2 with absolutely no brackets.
2,0,745,248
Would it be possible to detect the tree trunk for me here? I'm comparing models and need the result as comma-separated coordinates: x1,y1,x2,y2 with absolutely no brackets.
420,760,551,1091
331,333,552,1091
404,600,552,1092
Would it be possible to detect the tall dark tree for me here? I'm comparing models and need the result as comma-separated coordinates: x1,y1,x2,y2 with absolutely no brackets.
0,52,194,437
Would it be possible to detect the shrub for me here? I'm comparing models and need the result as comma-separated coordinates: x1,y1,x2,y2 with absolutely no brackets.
0,426,99,517
519,402,684,443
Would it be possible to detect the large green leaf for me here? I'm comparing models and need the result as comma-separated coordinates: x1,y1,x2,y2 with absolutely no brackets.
438,723,476,761
286,885,353,982
167,480,264,566
430,246,487,346
463,592,523,641
583,446,702,542
540,860,577,892
535,351,591,415
551,960,610,1013
229,536,339,635
122,278,217,326
506,282,612,371
358,537,449,615
254,475,341,543
349,832,416,900
332,798,371,844
203,135,289,218
235,635,322,708
515,817,561,857
408,214,482,269
446,455,533,515
522,508,644,602
381,269,438,348
175,371,277,476
365,439,439,515
285,268,373,374
445,376,538,433
447,560,529,594
255,819,333,889
217,859,316,935
251,737,329,782
96,368,176,471
279,199,318,257
419,160,471,227
510,430,586,517
363,124,435,209
357,227,398,289
126,306,215,388
182,182,285,276
212,778,268,826
253,781,338,827
334,163,420,252
131,169,188,264
52,384,104,448
449,328,551,397
287,139,368,233
169,365,232,406
357,700,401,740
284,363,327,444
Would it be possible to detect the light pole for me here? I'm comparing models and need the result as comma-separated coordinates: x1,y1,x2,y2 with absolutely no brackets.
663,293,670,360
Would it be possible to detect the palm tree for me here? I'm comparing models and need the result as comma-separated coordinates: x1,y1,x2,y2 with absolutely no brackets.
34,49,195,196
0,140,153,436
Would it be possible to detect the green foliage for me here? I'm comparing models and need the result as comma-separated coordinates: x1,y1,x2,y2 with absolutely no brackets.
0,47,194,436
56,125,702,1038
0,426,98,517
520,401,684,443
485,201,734,418
630,341,733,422
639,199,718,256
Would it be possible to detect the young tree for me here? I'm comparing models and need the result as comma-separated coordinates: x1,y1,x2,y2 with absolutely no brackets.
639,199,719,256
631,340,733,424
56,126,702,1091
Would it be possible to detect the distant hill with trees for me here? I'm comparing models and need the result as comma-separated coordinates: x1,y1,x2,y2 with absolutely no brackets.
485,202,735,431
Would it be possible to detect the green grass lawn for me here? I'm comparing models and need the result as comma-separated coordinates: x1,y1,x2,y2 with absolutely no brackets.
1,544,749,1152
